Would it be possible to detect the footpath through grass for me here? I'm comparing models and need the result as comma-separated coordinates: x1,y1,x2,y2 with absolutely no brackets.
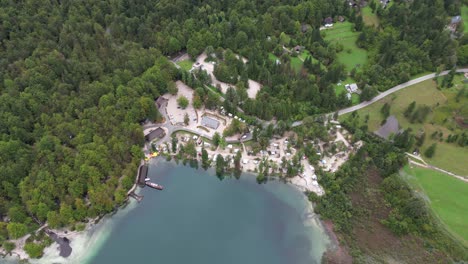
401,165,468,246
340,76,468,175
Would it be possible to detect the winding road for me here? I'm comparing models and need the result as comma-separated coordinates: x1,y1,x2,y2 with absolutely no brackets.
143,69,468,181
292,69,468,127
144,100,253,145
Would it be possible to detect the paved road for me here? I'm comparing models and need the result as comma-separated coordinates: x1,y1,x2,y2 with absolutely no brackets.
149,69,468,143
292,69,468,127
145,100,252,146
337,69,468,115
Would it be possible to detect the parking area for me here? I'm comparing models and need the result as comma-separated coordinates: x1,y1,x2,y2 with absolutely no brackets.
166,81,196,125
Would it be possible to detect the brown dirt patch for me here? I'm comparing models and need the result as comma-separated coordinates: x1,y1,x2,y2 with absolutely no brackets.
322,220,353,264
454,116,468,129
327,168,450,263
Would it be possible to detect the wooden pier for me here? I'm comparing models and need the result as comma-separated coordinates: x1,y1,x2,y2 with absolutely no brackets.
127,159,147,202
137,164,149,186
129,192,144,202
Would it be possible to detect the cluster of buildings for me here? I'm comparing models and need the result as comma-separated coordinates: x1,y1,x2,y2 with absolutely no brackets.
334,82,360,100
321,16,346,29
313,122,363,173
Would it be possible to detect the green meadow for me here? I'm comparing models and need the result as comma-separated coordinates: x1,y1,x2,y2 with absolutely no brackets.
177,60,194,71
323,22,368,72
462,5,468,34
401,165,468,246
362,6,379,27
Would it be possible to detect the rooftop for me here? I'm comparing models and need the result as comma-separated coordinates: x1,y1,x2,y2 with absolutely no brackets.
155,96,168,108
145,127,166,142
451,16,462,24
201,116,220,130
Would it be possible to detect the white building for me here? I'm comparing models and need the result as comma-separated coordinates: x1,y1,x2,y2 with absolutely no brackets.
345,83,359,93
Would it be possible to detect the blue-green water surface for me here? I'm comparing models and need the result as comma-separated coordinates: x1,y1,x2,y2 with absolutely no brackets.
87,160,329,263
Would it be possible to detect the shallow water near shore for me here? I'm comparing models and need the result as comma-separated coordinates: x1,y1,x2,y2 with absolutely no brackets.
3,159,330,264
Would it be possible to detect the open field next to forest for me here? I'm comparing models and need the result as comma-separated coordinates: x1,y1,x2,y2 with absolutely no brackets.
401,165,468,246
362,6,379,27
341,76,468,175
323,21,368,72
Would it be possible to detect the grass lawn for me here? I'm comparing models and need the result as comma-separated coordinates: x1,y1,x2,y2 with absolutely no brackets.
177,60,193,71
323,22,368,72
269,52,304,73
334,76,360,105
298,50,311,61
462,5,468,34
268,52,279,62
351,93,360,105
206,85,224,97
298,50,326,70
401,165,468,246
340,76,468,175
290,56,303,73
362,6,379,27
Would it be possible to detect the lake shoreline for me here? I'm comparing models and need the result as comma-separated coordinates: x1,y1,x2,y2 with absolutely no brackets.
6,160,336,263
90,161,332,263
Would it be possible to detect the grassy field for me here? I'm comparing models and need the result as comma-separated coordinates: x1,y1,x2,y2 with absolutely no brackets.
268,52,303,73
362,6,379,27
268,52,304,73
297,50,311,61
340,76,468,175
298,50,321,66
462,5,468,34
177,60,194,71
268,52,279,62
323,22,368,72
290,56,303,73
401,165,468,246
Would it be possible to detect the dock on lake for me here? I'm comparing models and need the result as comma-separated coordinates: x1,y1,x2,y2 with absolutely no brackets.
137,164,149,186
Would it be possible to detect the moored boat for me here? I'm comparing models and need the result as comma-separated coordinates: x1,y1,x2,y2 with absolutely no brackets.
146,181,163,190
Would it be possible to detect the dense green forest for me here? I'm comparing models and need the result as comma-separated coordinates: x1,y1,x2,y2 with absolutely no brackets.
0,0,182,247
0,0,464,258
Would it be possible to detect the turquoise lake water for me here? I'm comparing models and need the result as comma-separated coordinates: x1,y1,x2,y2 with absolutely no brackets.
1,160,330,264
87,160,330,264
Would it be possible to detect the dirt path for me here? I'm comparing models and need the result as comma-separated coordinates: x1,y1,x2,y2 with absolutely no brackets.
408,159,468,183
